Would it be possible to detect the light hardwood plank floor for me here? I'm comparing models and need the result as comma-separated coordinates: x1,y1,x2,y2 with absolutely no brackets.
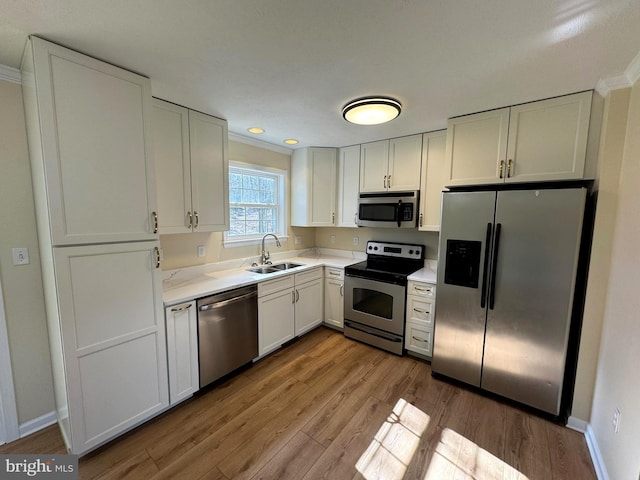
0,327,596,480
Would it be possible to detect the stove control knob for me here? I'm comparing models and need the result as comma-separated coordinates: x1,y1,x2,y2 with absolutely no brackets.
409,249,414,254
368,245,373,250
415,249,421,255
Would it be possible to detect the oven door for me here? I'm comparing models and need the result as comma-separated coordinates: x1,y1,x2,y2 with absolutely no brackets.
344,275,406,335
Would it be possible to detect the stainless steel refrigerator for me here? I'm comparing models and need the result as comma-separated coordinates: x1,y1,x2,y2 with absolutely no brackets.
432,187,587,416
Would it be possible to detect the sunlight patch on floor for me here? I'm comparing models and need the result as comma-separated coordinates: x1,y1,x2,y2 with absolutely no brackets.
424,428,529,480
355,398,430,480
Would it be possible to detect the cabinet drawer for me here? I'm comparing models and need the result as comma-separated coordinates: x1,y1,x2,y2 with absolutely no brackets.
405,322,433,357
408,281,436,298
258,274,294,297
295,266,323,284
406,296,434,326
324,267,344,280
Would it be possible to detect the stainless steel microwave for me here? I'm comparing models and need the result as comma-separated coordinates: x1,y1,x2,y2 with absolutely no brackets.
357,191,419,228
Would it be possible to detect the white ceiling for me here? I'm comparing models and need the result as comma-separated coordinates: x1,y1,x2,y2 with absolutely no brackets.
2,0,640,150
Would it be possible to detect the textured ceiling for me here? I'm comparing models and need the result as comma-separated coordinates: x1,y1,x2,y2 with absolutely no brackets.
2,0,640,149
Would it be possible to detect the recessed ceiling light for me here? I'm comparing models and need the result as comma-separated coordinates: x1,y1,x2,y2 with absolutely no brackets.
284,139,299,145
247,127,265,134
342,96,402,125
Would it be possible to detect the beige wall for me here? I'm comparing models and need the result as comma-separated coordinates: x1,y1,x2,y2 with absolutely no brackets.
589,79,640,479
315,227,440,260
571,88,630,421
0,79,55,424
160,140,315,270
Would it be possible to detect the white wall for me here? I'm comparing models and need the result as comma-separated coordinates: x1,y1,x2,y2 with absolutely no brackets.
590,78,640,479
0,78,55,424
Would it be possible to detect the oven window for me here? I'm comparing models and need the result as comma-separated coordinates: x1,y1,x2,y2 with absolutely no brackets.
352,288,393,319
359,203,397,222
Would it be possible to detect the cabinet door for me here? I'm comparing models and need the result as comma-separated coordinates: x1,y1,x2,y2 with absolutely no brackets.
165,302,198,405
360,140,389,192
387,134,422,191
505,91,592,183
258,288,295,356
419,131,447,231
54,241,168,453
30,37,158,245
405,322,433,357
324,278,344,329
153,99,192,234
189,110,229,232
295,278,324,336
406,296,434,327
310,148,337,226
337,145,360,227
444,108,510,186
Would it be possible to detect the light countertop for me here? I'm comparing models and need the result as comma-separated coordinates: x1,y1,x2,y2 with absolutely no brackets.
163,248,365,306
407,260,438,284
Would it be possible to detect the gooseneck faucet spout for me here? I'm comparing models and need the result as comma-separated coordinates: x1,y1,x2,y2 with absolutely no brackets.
261,233,281,265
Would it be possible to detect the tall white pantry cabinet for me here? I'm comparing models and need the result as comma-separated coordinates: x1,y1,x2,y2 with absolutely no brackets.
21,37,168,454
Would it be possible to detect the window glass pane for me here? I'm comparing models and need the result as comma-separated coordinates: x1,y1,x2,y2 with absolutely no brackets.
259,177,275,191
230,188,242,203
229,173,243,188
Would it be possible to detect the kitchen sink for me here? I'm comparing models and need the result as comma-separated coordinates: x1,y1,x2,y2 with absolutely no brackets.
246,262,305,274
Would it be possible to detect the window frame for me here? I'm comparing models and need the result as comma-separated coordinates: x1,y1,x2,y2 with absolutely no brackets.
223,161,288,247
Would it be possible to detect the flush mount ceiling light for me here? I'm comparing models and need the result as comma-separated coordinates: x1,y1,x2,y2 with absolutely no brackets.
247,127,265,134
284,138,299,145
342,96,402,125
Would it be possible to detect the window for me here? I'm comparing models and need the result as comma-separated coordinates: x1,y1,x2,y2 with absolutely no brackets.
224,162,286,245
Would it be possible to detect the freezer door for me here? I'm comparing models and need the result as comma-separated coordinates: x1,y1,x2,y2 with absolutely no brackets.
481,188,586,415
432,191,496,387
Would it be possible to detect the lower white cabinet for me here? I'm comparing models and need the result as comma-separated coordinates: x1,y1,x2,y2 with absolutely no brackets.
257,267,324,356
405,280,436,358
324,267,344,329
165,301,199,405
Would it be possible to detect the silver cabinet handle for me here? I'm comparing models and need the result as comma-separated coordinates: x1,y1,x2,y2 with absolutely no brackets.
413,308,428,314
499,160,505,179
193,211,199,229
387,174,391,188
332,212,335,224
154,247,160,269
171,303,193,312
383,175,387,189
292,291,296,304
329,271,340,276
295,289,300,303
354,212,357,225
419,213,423,227
414,286,432,293
507,159,513,178
340,285,344,297
187,211,193,229
412,336,428,343
152,211,158,234
199,291,257,311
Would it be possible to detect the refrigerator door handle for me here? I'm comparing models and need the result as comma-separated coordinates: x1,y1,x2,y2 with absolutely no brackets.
480,223,493,308
488,223,502,309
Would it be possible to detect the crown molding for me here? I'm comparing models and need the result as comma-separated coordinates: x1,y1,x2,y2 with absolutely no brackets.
596,49,640,97
625,49,640,86
228,131,293,155
0,64,21,84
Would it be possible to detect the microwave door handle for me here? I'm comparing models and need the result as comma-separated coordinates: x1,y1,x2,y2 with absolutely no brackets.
397,200,402,227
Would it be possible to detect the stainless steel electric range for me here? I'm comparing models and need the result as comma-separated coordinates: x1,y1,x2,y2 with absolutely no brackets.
344,241,425,355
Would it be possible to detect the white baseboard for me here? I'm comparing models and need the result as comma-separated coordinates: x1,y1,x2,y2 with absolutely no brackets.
567,415,588,432
585,424,609,480
19,411,56,438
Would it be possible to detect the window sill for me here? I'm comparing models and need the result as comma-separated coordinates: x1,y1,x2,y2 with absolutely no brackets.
223,236,289,248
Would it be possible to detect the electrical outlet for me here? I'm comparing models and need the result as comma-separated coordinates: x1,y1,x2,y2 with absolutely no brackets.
353,236,359,246
330,235,336,244
197,245,206,257
12,248,30,265
613,408,621,433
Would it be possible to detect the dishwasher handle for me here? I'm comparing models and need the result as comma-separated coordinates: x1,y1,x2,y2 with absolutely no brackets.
199,290,257,311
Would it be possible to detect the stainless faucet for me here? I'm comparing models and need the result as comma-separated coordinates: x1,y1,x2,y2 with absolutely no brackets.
261,233,281,264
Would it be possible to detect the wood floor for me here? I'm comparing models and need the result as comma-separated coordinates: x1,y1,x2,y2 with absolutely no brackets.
0,327,596,480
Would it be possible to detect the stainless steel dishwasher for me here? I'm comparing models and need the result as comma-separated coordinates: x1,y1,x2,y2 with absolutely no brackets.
197,284,258,388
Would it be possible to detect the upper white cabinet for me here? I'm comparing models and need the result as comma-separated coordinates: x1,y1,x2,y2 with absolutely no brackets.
291,147,337,227
23,37,158,246
336,145,360,227
360,134,422,192
418,131,447,231
152,98,229,233
444,91,593,186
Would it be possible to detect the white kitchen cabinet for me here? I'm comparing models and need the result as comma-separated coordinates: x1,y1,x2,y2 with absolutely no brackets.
294,268,324,336
152,99,229,233
258,275,295,356
405,280,436,358
444,91,593,186
336,145,360,227
291,147,337,226
22,37,169,455
22,37,158,246
418,131,447,231
360,135,422,193
165,301,199,405
54,242,168,452
324,267,344,329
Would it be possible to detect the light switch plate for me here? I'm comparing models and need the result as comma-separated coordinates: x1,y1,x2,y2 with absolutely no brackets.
12,248,30,265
